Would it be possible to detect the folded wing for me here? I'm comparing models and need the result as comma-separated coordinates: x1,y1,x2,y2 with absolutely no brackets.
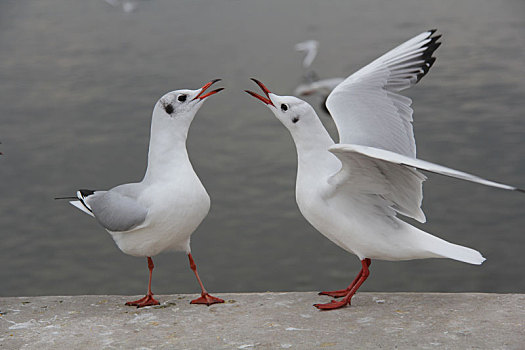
84,190,148,232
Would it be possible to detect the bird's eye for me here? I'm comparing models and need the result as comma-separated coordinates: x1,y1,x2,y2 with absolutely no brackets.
178,94,187,102
164,104,174,114
281,104,288,112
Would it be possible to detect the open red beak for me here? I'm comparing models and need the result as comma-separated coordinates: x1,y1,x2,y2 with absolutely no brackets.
192,79,224,101
244,78,275,106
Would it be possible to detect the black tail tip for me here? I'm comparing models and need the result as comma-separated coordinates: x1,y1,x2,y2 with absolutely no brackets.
79,189,95,197
54,196,77,200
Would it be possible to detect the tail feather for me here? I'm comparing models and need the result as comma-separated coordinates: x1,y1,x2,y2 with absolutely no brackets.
414,229,486,265
69,200,95,217
432,240,486,265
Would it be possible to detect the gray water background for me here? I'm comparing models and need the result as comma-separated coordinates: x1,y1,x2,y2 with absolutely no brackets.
0,0,524,297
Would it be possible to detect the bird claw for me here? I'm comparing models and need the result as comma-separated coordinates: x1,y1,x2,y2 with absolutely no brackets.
125,294,160,308
190,293,224,306
319,289,350,298
314,299,350,310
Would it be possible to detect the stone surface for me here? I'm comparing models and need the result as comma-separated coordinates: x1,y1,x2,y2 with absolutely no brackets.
1,293,524,349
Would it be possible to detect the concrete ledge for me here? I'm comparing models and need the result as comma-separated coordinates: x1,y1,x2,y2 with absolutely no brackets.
1,293,523,349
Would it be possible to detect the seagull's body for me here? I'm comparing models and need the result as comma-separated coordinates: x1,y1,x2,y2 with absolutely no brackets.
62,80,225,307
77,170,210,258
247,30,523,310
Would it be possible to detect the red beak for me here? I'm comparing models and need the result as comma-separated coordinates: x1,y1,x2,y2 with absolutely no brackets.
192,79,224,100
244,78,275,106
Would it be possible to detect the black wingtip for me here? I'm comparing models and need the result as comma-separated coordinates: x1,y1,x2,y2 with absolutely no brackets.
79,189,95,198
76,189,95,213
515,188,525,194
416,30,442,83
54,196,77,200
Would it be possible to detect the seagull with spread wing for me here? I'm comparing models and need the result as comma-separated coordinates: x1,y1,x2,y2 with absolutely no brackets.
246,30,523,310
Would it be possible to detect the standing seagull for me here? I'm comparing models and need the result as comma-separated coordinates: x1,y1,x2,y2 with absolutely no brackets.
246,30,523,310
60,80,225,307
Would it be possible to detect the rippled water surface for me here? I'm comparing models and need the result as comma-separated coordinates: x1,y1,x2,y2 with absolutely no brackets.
1,0,524,297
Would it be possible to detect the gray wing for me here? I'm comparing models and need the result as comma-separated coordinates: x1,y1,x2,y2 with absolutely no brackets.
326,30,441,156
85,189,148,232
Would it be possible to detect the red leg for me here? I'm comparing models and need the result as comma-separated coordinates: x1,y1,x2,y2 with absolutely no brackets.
319,267,363,298
126,257,160,308
314,259,371,310
188,253,224,306
319,258,371,298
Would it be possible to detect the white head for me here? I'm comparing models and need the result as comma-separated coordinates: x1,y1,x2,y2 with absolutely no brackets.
245,78,326,147
151,79,223,137
146,79,223,175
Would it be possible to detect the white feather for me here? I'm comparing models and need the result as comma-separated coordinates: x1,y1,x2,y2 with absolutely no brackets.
326,30,440,156
327,145,427,222
69,200,94,217
330,144,518,191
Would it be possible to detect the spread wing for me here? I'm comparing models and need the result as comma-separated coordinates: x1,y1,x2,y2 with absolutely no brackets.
322,30,440,220
323,30,522,223
326,29,441,157
328,145,522,222
327,145,427,222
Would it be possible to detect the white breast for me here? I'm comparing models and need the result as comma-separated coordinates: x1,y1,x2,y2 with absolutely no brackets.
110,176,210,257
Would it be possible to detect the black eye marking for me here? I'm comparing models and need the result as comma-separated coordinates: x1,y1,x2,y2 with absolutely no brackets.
292,116,299,123
178,94,187,102
164,103,174,114
281,104,288,112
